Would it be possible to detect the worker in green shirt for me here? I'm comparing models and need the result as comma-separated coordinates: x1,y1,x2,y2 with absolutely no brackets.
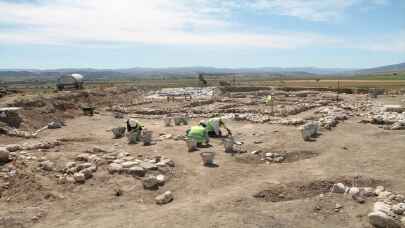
186,122,209,147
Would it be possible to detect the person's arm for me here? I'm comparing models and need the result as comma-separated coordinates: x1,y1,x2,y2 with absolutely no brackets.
213,120,220,135
220,121,231,135
126,120,131,131
204,129,210,144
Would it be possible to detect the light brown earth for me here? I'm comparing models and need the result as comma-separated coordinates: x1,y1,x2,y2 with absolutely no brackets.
1,92,405,228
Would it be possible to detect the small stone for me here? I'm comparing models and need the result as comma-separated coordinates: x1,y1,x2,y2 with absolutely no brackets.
352,193,366,204
394,194,405,202
128,166,145,177
65,162,76,169
368,211,401,228
401,217,405,226
143,176,160,190
254,141,263,144
73,172,86,183
87,165,97,173
48,121,63,129
57,176,67,184
160,158,175,167
92,146,108,153
0,147,10,163
251,150,262,155
331,183,346,194
139,162,157,171
122,161,138,169
80,168,93,179
265,152,273,157
66,176,75,183
335,203,343,210
76,153,91,162
349,187,360,196
39,160,54,171
374,202,393,215
273,156,285,163
375,186,385,195
5,144,22,152
108,163,124,174
362,187,376,197
378,191,393,200
156,174,166,185
112,159,124,164
77,162,92,171
155,191,173,205
392,203,405,215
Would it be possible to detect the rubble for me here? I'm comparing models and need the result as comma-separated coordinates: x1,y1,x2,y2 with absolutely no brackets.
330,182,405,228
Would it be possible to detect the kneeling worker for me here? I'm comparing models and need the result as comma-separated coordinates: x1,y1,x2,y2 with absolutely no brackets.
186,122,209,147
206,117,231,137
127,118,144,144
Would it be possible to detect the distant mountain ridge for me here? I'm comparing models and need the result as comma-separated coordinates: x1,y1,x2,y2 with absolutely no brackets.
354,62,405,74
0,62,404,81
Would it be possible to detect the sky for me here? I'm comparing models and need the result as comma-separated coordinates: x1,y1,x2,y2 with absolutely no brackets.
0,0,404,69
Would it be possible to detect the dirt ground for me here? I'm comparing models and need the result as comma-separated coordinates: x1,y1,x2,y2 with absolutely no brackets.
1,90,405,228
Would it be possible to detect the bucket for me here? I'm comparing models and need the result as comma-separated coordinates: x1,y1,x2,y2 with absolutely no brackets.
142,130,153,146
186,139,197,152
223,138,234,153
200,152,215,166
127,130,140,144
112,127,126,139
163,118,172,127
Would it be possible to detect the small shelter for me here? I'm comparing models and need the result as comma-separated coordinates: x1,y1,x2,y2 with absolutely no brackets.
57,73,84,91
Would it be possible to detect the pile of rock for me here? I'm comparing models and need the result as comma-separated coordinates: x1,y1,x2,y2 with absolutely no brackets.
233,113,271,123
369,111,405,130
316,106,351,129
278,118,305,126
4,140,62,152
0,126,36,138
57,160,98,184
331,183,405,228
107,155,175,190
108,156,174,175
262,152,286,163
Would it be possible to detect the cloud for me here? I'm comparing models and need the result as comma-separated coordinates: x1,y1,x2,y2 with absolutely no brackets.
236,0,391,22
0,0,340,48
0,0,397,52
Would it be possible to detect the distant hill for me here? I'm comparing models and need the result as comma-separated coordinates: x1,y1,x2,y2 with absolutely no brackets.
0,62,404,82
0,66,352,82
354,62,405,75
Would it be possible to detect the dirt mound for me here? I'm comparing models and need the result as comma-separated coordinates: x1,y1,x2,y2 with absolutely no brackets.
0,171,48,203
253,176,385,202
4,86,142,131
